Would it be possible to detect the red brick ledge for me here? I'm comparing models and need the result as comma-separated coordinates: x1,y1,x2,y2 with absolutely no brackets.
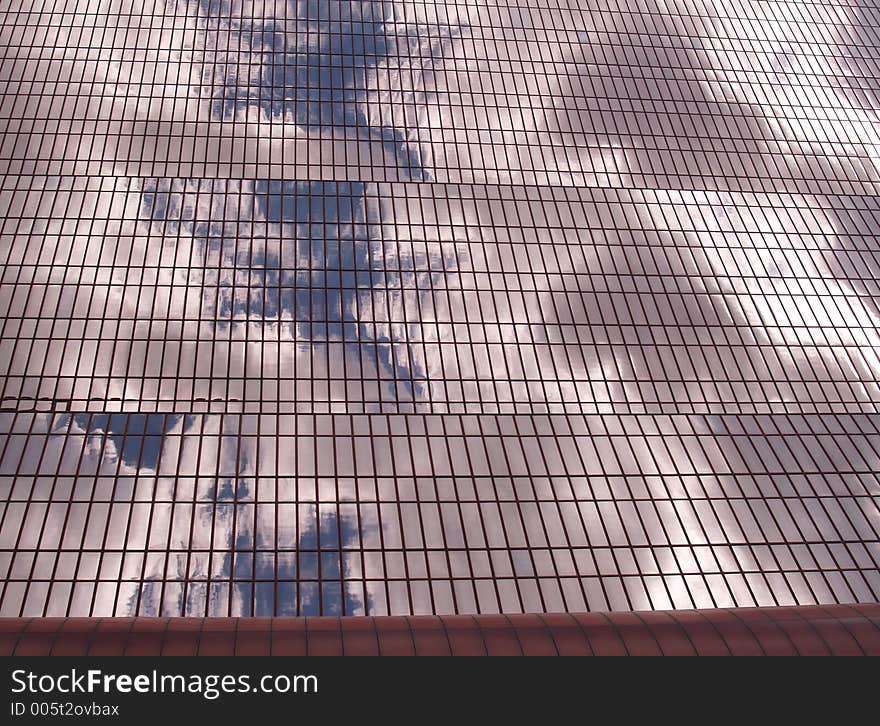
1,604,878,655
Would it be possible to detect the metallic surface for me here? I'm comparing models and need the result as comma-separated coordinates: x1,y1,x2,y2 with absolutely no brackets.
0,0,879,616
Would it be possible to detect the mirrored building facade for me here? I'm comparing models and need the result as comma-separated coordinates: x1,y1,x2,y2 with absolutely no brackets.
0,0,879,616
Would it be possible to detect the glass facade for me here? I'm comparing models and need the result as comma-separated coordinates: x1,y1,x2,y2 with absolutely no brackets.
0,0,879,616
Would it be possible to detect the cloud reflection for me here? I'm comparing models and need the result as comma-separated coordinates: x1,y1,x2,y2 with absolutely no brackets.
0,0,878,617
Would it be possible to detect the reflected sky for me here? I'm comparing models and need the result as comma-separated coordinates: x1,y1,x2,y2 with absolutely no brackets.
138,177,443,403
0,410,877,616
195,0,459,178
0,0,879,617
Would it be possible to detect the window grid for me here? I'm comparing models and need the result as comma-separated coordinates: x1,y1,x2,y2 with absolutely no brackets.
0,0,878,616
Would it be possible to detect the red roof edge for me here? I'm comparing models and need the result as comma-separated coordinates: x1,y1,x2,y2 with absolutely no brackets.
2,604,878,656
